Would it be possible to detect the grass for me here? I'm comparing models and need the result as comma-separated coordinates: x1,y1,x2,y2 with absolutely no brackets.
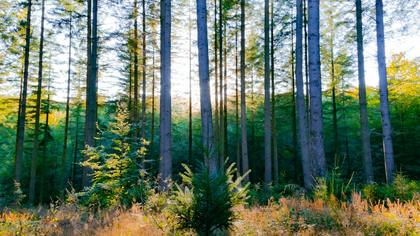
1,193,419,235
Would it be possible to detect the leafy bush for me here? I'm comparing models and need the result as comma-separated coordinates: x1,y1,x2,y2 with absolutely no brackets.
313,165,354,202
247,183,303,205
171,163,249,235
362,173,419,202
78,107,150,209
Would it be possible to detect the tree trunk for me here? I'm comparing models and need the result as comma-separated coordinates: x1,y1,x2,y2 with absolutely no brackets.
328,16,338,159
240,0,249,183
235,21,241,177
188,0,193,166
151,51,155,148
295,0,312,189
83,0,98,187
196,0,217,175
29,0,45,204
15,0,32,185
308,0,326,178
62,12,72,193
133,0,140,138
264,0,272,185
141,0,147,139
303,0,309,111
271,0,278,184
223,24,228,164
218,0,224,168
213,0,219,164
375,0,395,183
159,0,172,189
291,18,299,183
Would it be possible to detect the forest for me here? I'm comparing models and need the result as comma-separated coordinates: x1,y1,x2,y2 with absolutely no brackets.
0,0,419,235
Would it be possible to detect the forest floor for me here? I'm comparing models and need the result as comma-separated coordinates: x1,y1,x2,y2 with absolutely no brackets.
1,193,419,236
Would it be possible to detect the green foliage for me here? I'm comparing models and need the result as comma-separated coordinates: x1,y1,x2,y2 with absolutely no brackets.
79,107,150,209
362,173,420,202
247,183,303,205
313,165,354,202
171,163,249,235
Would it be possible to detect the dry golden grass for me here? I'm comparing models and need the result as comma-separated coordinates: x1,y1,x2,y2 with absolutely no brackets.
1,193,419,236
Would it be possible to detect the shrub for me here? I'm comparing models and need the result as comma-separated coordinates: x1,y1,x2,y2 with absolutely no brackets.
362,173,420,202
171,163,249,235
78,107,150,209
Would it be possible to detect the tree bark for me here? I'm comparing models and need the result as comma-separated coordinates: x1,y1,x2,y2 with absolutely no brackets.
141,0,147,139
375,0,395,183
133,0,140,138
218,0,224,168
159,0,172,189
188,0,193,166
240,0,249,183
196,0,217,175
308,0,326,178
235,21,241,177
264,0,272,185
15,0,32,185
83,0,98,187
62,12,72,193
151,51,155,148
271,0,278,184
295,0,312,189
29,0,45,204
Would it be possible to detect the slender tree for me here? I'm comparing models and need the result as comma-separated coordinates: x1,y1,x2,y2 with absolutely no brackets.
196,0,217,174
240,0,249,183
291,17,298,182
355,0,373,183
15,0,32,185
188,0,193,165
133,0,140,137
263,0,272,185
141,0,147,139
62,12,73,192
159,0,172,188
295,0,312,189
375,0,395,183
235,20,241,177
29,0,45,204
270,0,278,184
151,51,155,147
83,0,98,187
308,0,326,177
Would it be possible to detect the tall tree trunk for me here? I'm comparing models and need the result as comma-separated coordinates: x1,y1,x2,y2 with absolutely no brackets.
291,18,299,183
159,0,172,189
270,0,278,184
196,0,217,174
308,0,326,177
295,0,312,189
303,0,309,110
223,24,228,163
151,51,155,148
235,21,241,177
62,12,72,193
83,0,98,187
15,0,32,185
264,0,272,185
40,73,51,202
218,0,224,167
328,14,338,159
240,0,249,183
133,0,140,138
29,0,45,204
188,0,193,166
213,0,219,164
141,0,147,139
375,0,395,183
